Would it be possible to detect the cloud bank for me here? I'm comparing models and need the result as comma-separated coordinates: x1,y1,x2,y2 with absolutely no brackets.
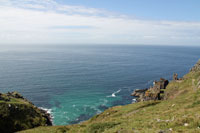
0,0,200,45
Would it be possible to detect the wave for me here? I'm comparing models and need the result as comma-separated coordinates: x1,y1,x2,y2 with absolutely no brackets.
132,98,137,103
107,89,121,98
39,107,53,118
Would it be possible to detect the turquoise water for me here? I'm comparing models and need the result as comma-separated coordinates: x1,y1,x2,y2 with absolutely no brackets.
0,45,200,125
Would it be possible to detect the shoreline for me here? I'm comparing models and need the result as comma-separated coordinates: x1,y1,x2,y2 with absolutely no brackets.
1,59,200,132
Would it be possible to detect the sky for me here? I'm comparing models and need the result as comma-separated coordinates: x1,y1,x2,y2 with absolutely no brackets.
0,0,200,45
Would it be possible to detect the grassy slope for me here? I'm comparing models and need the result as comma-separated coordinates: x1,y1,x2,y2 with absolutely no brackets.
20,71,200,133
0,94,48,133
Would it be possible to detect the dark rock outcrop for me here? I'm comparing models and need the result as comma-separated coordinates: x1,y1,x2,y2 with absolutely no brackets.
39,108,53,126
153,78,169,90
131,89,148,97
132,78,169,102
173,73,179,81
7,91,24,99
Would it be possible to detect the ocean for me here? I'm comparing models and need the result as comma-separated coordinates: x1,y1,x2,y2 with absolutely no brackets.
0,44,200,125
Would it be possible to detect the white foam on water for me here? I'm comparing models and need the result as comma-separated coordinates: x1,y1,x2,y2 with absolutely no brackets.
39,107,52,115
107,89,121,97
132,98,137,103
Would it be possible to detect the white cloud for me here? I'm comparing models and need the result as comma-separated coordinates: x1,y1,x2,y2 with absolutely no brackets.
0,0,200,45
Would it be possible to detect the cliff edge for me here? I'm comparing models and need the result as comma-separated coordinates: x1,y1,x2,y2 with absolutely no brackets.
19,59,200,133
2,59,200,133
0,92,52,133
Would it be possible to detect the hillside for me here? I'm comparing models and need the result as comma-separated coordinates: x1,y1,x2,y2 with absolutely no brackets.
0,92,52,133
18,60,200,133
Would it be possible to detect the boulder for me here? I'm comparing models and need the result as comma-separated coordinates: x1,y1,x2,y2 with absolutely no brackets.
131,89,148,97
173,73,179,81
131,89,148,102
7,91,24,99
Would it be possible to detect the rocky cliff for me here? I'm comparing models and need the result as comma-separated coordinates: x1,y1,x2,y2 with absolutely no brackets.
2,59,200,133
0,92,52,133
131,78,169,102
18,59,200,133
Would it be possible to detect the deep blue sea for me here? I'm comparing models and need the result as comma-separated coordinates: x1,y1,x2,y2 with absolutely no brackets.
0,45,200,125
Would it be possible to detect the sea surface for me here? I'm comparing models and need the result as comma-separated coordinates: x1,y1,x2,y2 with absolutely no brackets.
0,45,200,125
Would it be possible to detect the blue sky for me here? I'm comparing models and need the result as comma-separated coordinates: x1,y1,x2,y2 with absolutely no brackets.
57,0,200,21
0,0,200,45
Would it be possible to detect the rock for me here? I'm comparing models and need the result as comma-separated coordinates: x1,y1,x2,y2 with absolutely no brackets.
173,73,179,81
153,78,169,90
190,60,200,72
132,78,169,102
131,89,148,97
39,108,53,126
157,119,161,122
0,94,10,101
7,91,24,99
184,123,189,127
159,130,169,133
131,88,148,102
172,104,175,107
11,91,24,99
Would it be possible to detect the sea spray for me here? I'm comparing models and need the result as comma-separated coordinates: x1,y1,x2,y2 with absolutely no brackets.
107,89,121,98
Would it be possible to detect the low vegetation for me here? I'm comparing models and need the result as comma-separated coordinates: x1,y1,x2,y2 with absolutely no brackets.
0,92,51,133
0,60,198,132
20,68,200,132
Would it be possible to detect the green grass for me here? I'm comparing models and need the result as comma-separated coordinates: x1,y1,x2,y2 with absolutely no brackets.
19,71,200,133
0,93,49,133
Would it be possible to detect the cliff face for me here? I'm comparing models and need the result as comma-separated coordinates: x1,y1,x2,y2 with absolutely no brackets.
0,92,52,133
131,78,169,102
